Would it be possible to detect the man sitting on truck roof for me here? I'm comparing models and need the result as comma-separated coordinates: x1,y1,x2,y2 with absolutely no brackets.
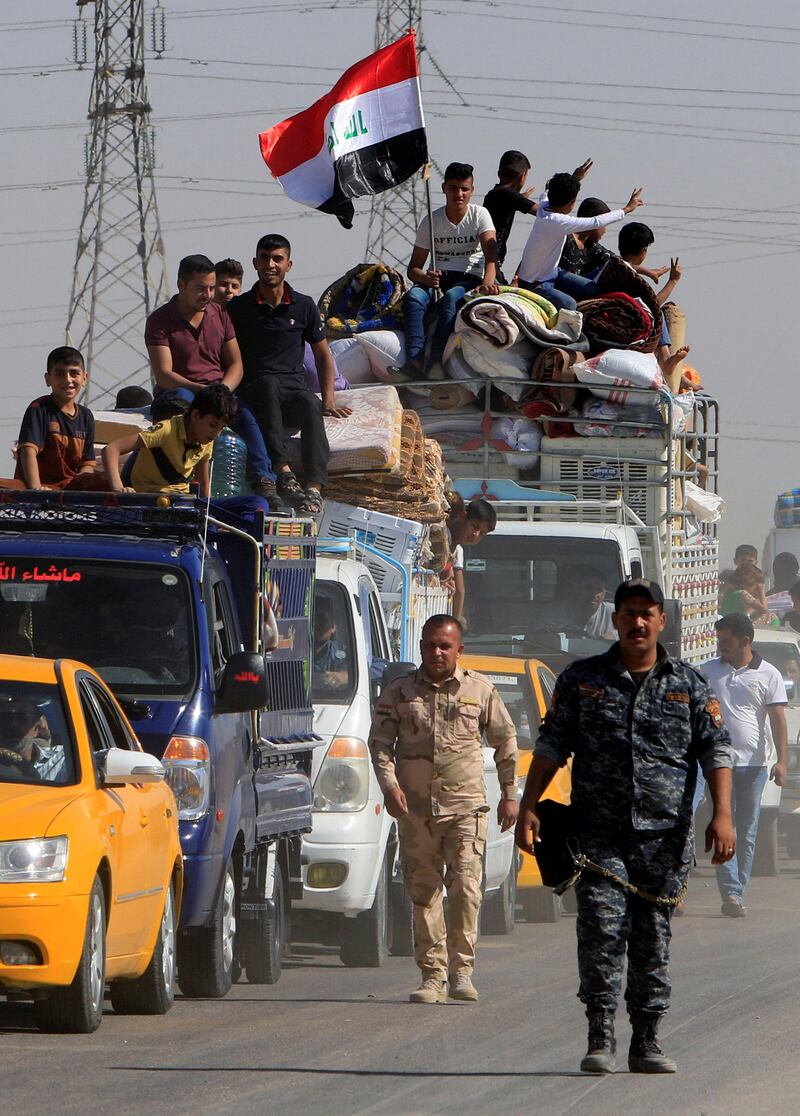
145,253,281,509
227,233,351,517
389,162,499,383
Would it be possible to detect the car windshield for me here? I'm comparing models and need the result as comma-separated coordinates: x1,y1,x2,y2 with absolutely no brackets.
753,641,800,705
0,560,195,700
312,580,356,706
0,681,76,787
474,669,540,750
462,535,624,655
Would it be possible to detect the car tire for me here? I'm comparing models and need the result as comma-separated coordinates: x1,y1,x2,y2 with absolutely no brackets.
483,852,517,936
521,886,561,923
244,856,289,985
340,857,389,968
177,860,237,998
110,881,177,1015
752,807,779,877
35,875,106,1034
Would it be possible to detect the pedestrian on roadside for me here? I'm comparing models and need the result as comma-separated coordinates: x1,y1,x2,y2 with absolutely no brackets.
702,612,788,917
516,579,735,1075
368,614,518,1004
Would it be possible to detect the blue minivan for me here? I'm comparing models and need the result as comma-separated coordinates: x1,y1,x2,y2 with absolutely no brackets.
0,492,317,994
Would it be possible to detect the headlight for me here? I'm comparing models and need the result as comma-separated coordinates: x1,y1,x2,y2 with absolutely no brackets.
0,837,68,882
163,736,211,821
314,737,370,812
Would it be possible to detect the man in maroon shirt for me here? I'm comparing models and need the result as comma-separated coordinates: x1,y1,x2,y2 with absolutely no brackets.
144,254,279,504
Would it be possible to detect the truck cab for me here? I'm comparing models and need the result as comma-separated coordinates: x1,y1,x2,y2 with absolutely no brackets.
0,492,317,995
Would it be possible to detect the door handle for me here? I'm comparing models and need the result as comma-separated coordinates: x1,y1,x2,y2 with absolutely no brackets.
139,811,150,828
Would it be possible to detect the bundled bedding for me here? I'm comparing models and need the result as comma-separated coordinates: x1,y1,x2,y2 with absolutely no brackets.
319,263,407,337
289,384,403,475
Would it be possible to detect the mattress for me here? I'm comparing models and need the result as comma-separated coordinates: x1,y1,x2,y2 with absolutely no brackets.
289,385,403,475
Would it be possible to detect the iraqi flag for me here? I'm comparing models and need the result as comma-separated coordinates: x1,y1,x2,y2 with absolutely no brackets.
259,33,427,229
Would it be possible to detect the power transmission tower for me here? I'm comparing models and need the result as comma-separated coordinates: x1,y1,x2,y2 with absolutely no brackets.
66,0,168,406
364,0,425,267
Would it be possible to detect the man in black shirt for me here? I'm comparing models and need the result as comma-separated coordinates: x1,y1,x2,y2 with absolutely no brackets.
227,234,351,513
482,150,536,285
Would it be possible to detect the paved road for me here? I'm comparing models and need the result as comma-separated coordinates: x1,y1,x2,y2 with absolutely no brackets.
3,861,799,1116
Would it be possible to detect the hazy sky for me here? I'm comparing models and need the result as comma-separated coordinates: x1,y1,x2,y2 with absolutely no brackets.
2,0,799,564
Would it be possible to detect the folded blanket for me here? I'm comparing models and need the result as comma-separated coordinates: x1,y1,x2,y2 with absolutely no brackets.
597,257,662,353
578,291,654,351
319,263,407,337
457,330,538,401
459,286,587,351
520,347,585,416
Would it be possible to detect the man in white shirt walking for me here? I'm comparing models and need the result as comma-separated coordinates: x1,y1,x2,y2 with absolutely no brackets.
390,161,498,382
517,171,643,311
702,613,788,917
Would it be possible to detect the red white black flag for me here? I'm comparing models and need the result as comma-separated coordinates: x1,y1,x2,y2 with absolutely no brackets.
259,33,427,229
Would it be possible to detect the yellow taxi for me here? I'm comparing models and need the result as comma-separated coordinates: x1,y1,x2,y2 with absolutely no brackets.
462,654,571,923
0,654,182,1032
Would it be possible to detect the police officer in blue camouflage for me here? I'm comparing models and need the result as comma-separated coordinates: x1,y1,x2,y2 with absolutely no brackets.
516,579,736,1075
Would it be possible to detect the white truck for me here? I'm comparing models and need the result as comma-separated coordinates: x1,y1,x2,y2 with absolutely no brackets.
294,508,519,966
427,384,721,670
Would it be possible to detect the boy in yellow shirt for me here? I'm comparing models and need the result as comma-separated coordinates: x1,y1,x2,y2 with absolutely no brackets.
103,383,234,496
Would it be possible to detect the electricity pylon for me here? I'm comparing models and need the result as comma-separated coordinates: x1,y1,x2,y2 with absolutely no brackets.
66,0,168,405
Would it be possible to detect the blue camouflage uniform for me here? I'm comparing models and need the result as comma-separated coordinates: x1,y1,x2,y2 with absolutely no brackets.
536,643,733,1017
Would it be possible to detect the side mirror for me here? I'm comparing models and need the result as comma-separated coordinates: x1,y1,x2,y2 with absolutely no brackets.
785,679,796,702
661,598,683,660
103,747,164,785
369,657,391,704
216,651,268,714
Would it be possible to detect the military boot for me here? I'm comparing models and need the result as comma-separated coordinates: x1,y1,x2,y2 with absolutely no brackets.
580,1011,616,1074
409,976,447,1004
628,1013,677,1073
450,971,479,1001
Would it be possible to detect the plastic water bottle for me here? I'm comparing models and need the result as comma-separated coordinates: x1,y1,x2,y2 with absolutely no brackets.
211,428,247,497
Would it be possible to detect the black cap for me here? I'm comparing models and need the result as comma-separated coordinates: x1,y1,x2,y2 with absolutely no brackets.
614,578,665,610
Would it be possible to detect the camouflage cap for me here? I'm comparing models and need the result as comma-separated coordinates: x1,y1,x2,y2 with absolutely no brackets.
614,578,665,610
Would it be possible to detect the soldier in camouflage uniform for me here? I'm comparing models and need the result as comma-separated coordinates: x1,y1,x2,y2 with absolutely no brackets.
369,614,518,1004
516,579,735,1074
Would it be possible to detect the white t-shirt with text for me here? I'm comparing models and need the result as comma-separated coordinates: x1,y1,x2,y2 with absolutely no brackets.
414,204,495,278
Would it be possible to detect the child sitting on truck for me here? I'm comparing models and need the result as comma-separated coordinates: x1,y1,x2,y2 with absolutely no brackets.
8,346,106,492
103,382,236,497
390,162,499,382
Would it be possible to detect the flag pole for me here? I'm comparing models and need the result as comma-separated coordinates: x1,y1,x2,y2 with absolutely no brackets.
422,163,440,303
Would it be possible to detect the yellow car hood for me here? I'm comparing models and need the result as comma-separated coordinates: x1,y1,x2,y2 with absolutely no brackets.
0,784,82,841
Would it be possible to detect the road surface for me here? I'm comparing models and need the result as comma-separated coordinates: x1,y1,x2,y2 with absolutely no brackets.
3,861,799,1116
